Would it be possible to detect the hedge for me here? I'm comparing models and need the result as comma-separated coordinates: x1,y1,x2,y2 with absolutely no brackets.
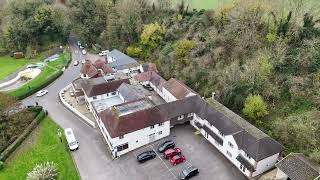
0,110,47,162
12,70,63,100
0,161,3,171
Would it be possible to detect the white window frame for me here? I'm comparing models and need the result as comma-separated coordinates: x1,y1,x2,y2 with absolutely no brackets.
178,115,184,120
150,125,154,129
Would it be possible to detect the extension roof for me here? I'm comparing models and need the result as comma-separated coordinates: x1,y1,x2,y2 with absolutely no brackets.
117,83,145,102
142,63,158,73
275,153,320,180
162,78,196,99
108,49,139,70
81,77,130,97
134,71,166,88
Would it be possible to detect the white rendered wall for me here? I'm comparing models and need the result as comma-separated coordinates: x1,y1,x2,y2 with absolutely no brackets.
98,120,170,157
252,153,280,177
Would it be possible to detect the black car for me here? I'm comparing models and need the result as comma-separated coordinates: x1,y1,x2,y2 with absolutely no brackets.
158,140,175,153
137,150,156,163
178,166,199,180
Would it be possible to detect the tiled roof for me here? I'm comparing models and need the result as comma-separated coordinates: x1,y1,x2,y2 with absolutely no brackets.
108,49,139,70
134,71,166,88
117,83,145,102
94,59,114,74
81,77,130,97
80,61,99,78
275,153,320,180
162,78,196,99
99,105,168,138
142,63,158,73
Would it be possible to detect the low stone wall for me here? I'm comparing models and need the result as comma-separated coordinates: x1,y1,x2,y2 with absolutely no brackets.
59,84,96,128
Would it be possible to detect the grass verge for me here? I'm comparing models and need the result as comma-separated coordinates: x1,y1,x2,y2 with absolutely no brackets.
0,117,80,180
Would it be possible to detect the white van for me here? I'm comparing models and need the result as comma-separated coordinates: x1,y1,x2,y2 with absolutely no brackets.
64,128,79,151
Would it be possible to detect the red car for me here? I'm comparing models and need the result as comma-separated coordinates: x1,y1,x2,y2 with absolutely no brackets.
170,154,186,166
164,148,182,159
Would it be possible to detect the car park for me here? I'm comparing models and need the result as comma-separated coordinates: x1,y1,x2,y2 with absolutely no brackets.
170,154,186,166
64,128,79,151
137,150,156,163
73,60,79,66
178,166,199,180
82,49,87,55
158,140,175,153
164,148,182,159
36,90,48,97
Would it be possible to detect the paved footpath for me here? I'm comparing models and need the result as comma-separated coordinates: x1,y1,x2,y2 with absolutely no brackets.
22,37,134,180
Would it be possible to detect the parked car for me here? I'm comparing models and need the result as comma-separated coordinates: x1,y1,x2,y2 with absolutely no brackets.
81,59,86,64
73,60,79,66
82,49,87,55
137,150,156,163
79,45,84,49
164,148,182,159
158,140,175,153
99,50,109,56
170,154,186,166
64,128,79,151
178,166,199,180
77,41,81,47
36,90,48,97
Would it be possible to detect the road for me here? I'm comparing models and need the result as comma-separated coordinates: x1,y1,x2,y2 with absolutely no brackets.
22,36,117,180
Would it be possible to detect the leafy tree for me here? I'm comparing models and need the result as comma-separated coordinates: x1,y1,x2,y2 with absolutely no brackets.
174,39,196,58
27,162,58,180
127,46,142,57
242,94,268,120
140,22,166,49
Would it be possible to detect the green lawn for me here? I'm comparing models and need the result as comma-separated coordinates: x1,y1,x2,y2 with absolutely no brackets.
172,0,231,10
8,50,70,99
0,57,31,81
0,117,80,180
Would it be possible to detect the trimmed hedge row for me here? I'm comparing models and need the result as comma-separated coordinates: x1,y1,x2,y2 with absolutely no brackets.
0,110,47,162
13,70,63,100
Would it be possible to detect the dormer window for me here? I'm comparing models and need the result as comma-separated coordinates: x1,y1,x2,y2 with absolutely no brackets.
178,115,184,120
218,131,224,137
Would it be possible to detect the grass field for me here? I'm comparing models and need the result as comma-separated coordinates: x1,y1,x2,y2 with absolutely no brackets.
0,57,31,81
0,117,80,180
8,50,70,98
172,0,231,10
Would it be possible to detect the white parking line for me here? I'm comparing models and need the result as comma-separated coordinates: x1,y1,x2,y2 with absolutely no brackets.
151,145,177,180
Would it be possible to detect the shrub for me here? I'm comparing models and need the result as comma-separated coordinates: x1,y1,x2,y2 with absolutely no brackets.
126,46,142,57
242,94,268,120
0,161,4,171
26,162,58,180
140,22,166,49
174,39,197,58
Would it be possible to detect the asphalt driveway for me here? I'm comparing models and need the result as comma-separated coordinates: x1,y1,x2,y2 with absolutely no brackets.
115,124,247,180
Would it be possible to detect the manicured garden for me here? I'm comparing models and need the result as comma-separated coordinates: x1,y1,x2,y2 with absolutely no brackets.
0,57,30,81
0,117,80,180
8,50,71,99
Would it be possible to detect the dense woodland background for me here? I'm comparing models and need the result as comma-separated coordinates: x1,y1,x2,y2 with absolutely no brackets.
1,0,320,162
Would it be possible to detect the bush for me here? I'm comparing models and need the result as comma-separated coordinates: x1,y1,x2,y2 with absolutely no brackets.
242,94,268,120
26,162,58,180
126,46,142,57
0,161,4,171
174,39,197,58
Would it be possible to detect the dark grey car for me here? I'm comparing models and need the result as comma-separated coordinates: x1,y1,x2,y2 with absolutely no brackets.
178,166,199,180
